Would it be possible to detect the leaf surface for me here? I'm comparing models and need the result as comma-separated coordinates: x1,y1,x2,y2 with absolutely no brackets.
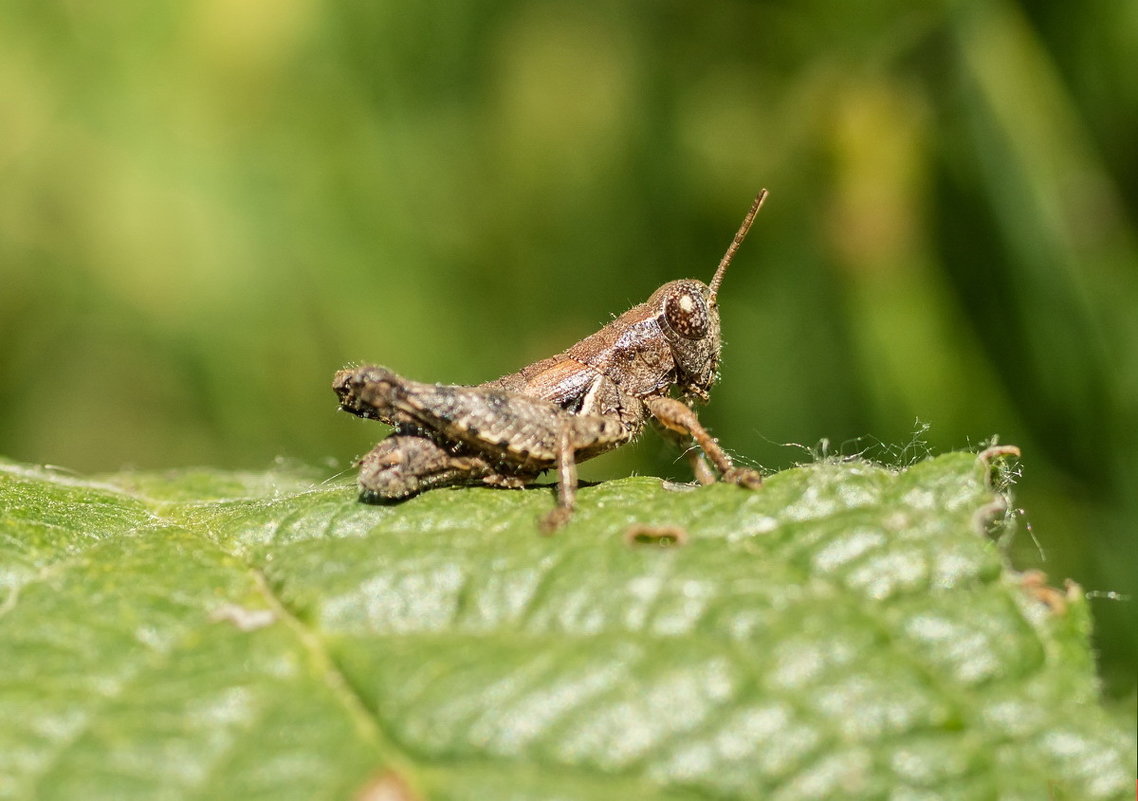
0,455,1132,800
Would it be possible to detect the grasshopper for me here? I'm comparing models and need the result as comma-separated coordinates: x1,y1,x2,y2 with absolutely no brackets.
333,190,768,532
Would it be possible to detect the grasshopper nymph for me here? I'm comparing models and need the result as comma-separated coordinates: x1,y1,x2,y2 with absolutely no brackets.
334,190,768,532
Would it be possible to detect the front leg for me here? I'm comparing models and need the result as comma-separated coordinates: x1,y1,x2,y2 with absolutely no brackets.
651,417,718,486
643,396,763,489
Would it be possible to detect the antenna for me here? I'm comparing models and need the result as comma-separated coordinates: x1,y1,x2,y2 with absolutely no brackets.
708,189,768,303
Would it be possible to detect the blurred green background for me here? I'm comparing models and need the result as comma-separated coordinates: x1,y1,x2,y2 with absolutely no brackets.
1,1,1134,695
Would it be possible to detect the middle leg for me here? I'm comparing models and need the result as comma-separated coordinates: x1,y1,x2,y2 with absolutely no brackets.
539,423,578,534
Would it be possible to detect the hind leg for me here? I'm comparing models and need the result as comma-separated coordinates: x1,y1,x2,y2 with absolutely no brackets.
357,432,533,500
337,365,640,529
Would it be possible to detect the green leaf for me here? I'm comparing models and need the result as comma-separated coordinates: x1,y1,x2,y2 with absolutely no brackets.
0,454,1132,800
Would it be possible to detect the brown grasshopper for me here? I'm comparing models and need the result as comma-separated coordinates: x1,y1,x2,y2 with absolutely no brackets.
333,190,768,532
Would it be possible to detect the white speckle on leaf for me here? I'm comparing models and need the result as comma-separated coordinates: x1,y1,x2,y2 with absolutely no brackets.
904,613,999,684
845,549,928,600
929,551,978,589
772,747,871,800
981,699,1043,737
769,642,825,689
209,604,276,631
749,515,778,534
320,563,466,633
812,528,885,574
901,488,936,510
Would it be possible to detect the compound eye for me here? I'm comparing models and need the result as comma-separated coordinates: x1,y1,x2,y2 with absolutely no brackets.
664,288,710,340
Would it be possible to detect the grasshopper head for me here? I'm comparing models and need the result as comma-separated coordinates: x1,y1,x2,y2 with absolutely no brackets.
651,279,722,402
653,190,767,403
